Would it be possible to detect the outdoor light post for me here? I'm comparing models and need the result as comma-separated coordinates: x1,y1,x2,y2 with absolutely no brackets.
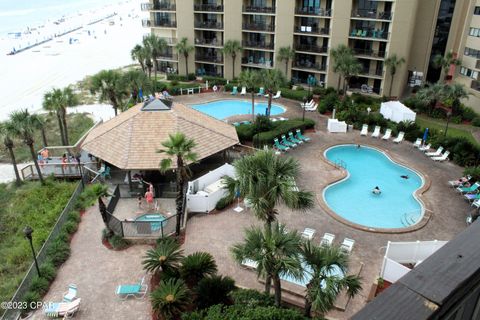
302,96,307,122
23,226,41,277
444,111,452,137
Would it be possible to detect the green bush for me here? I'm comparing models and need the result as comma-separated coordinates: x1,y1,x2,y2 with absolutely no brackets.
215,196,232,211
62,221,78,234
29,276,50,295
318,92,339,114
67,210,81,224
203,76,227,85
451,115,462,124
280,87,308,101
464,167,480,181
235,124,255,142
170,80,179,86
253,118,315,146
182,304,308,320
460,105,478,121
429,135,480,167
55,230,70,243
472,117,480,127
167,74,187,82
46,238,70,267
295,86,305,91
39,262,57,282
188,73,196,81
253,115,273,133
108,235,131,250
230,288,274,307
196,275,236,309
22,290,41,313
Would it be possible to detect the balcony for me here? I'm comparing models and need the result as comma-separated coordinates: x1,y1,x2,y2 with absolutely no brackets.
141,3,152,11
143,19,177,28
158,52,178,61
295,7,332,17
194,4,224,12
471,80,480,91
242,40,274,50
242,23,275,32
350,28,389,40
359,68,384,77
243,5,276,14
241,57,273,68
143,34,177,45
194,21,224,30
195,38,223,46
294,26,330,36
352,48,386,59
294,43,328,54
144,2,176,11
351,9,392,20
195,54,224,64
476,60,480,69
292,61,326,72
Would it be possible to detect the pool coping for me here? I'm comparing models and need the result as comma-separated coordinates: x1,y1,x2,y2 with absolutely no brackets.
317,143,433,234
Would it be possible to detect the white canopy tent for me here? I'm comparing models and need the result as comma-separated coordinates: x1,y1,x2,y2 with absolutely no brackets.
380,101,416,123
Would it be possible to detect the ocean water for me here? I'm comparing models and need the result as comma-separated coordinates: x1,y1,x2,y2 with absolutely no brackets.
0,0,119,35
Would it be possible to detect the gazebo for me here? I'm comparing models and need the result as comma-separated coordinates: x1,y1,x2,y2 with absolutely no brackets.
80,99,239,189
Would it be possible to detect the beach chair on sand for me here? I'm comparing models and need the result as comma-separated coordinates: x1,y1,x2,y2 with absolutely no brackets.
301,228,316,240
413,138,422,148
393,131,405,143
240,87,247,95
381,128,392,140
44,299,81,318
320,233,335,246
340,238,355,254
371,126,381,138
360,124,368,136
116,276,148,300
231,86,238,95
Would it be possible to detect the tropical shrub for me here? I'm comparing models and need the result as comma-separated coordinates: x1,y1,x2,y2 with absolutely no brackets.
280,87,308,101
230,288,274,307
235,124,255,142
215,196,233,210
318,92,340,114
253,115,273,133
151,279,190,320
108,234,131,250
464,167,480,181
62,221,78,234
38,262,57,282
195,275,236,309
180,252,218,287
29,276,50,295
472,117,480,127
202,76,228,85
182,304,309,320
46,238,71,267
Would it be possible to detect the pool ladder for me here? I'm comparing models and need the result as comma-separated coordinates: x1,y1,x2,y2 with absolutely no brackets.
401,210,421,227
334,159,347,169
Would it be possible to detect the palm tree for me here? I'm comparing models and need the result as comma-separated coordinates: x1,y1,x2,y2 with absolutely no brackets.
89,69,127,116
143,238,184,276
444,83,469,116
180,252,218,287
416,83,446,115
331,44,351,91
151,278,190,320
433,51,461,83
35,116,49,148
0,122,22,185
238,70,260,121
175,37,194,76
340,55,362,94
302,241,362,317
131,44,146,72
223,149,314,230
43,87,79,146
260,69,286,117
7,109,45,184
144,34,168,90
231,223,303,306
277,46,295,76
385,54,406,98
121,69,152,103
222,40,243,79
158,132,198,236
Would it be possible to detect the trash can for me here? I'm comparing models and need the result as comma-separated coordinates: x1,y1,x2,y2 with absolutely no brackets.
348,124,354,132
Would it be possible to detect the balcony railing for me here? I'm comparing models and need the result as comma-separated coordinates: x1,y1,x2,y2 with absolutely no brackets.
195,38,223,46
295,7,332,17
351,9,392,20
350,29,389,40
149,2,176,11
294,26,330,35
141,3,152,11
242,40,274,50
194,4,224,12
243,5,276,14
359,69,384,77
294,43,328,53
143,19,177,28
195,54,224,63
143,34,177,45
476,60,480,69
158,52,178,60
196,68,223,77
242,23,275,32
471,80,480,91
292,61,326,71
352,48,386,59
194,21,224,29
241,57,273,68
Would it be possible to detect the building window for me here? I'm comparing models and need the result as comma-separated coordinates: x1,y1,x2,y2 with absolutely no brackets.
465,47,480,59
475,6,480,15
460,66,479,79
470,28,480,37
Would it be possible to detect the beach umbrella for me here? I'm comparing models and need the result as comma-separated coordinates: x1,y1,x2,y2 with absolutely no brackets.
423,127,429,144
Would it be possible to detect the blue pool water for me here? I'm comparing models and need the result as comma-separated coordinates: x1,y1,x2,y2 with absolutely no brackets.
324,145,424,229
190,100,285,119
135,214,167,231
281,263,344,288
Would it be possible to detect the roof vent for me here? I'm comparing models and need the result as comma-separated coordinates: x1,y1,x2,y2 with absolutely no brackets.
141,99,172,111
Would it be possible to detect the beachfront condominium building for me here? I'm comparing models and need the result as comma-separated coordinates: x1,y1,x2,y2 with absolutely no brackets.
141,0,476,98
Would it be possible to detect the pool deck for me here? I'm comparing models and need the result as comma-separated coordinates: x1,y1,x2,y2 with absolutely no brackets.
179,93,468,318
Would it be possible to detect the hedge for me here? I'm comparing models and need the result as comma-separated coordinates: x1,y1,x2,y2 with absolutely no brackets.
280,87,309,101
202,76,228,85
167,73,196,81
235,124,255,142
253,118,315,146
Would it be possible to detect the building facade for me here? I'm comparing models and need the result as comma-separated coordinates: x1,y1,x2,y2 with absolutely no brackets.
141,0,473,98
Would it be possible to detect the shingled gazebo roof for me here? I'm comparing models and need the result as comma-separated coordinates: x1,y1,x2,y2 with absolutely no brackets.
81,100,239,170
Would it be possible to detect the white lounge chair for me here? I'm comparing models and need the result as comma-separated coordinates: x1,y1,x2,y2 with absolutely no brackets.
241,258,259,269
302,100,314,108
448,175,471,187
240,87,247,95
340,238,355,254
320,233,335,246
63,284,77,302
44,298,81,318
266,91,281,99
413,138,422,148
360,124,368,136
393,131,405,143
301,228,316,240
432,150,450,162
382,128,392,140
419,143,432,152
425,146,443,157
472,199,480,208
371,126,381,138
305,103,318,112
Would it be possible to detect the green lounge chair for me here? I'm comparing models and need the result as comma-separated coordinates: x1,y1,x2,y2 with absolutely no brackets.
457,182,480,194
296,129,311,142
356,29,362,36
281,134,297,148
231,86,238,95
274,138,290,152
361,30,367,37
351,29,357,36
257,87,265,96
116,276,148,300
233,122,240,126
288,131,303,144
241,120,252,125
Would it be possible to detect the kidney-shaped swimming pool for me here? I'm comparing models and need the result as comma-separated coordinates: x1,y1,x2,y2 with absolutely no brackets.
190,100,285,120
323,145,424,229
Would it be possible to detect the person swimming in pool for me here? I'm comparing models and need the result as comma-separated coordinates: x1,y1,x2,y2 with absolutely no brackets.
400,175,409,179
372,186,381,195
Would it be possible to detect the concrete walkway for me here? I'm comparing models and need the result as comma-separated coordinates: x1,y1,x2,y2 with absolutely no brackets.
31,205,151,320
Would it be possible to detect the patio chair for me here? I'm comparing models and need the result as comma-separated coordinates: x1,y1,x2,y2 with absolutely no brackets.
350,29,357,37
231,86,238,95
371,126,381,138
288,132,303,145
320,233,335,246
456,182,480,194
281,134,297,148
464,193,480,202
361,30,368,37
241,258,259,269
296,129,311,142
448,175,472,187
232,122,240,126
419,143,431,152
413,138,422,148
273,91,281,99
360,124,368,136
257,87,265,96
393,131,405,143
301,228,316,240
356,29,363,37
425,146,443,157
44,298,81,318
305,103,318,112
116,276,148,300
340,238,355,254
431,150,450,162
274,138,290,152
240,87,247,95
63,284,77,302
302,99,314,109
381,128,392,140
472,199,480,208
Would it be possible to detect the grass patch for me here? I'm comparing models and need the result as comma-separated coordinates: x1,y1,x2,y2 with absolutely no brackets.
416,115,478,146
0,179,77,304
0,113,94,163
